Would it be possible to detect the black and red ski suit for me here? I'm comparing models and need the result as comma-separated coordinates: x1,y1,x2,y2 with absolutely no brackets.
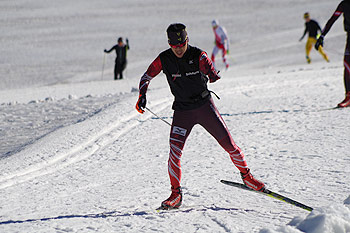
138,45,249,189
321,0,350,92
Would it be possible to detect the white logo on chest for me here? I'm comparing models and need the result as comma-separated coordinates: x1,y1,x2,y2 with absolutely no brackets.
186,70,200,76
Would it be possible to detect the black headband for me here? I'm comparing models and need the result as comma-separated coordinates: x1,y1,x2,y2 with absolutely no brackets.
167,23,188,45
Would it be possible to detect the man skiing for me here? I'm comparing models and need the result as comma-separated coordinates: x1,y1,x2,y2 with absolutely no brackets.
299,12,329,64
211,20,230,69
315,0,350,108
104,37,129,80
135,23,265,210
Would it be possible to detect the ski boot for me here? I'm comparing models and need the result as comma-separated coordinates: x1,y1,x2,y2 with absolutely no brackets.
160,186,182,209
338,92,350,108
306,56,311,64
241,169,265,192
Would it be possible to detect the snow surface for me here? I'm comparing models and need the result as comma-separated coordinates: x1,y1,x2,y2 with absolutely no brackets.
1,0,350,232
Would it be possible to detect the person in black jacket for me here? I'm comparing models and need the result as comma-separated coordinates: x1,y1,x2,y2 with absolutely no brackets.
315,0,350,107
299,12,329,64
104,37,129,80
135,23,265,210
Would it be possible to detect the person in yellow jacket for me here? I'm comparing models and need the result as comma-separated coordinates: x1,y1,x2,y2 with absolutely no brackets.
299,12,329,63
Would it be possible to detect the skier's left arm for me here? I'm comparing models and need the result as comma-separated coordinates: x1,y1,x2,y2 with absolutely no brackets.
199,52,220,83
316,21,322,34
126,38,130,50
316,2,343,50
221,28,229,52
225,37,230,54
321,2,344,37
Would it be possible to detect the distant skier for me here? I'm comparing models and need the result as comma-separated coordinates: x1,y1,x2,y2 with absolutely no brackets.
315,0,350,108
299,12,329,64
104,37,129,80
135,23,265,210
211,19,230,69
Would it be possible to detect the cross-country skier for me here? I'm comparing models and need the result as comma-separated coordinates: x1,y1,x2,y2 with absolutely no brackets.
315,0,350,108
299,12,329,64
211,19,230,69
135,23,265,210
104,37,129,80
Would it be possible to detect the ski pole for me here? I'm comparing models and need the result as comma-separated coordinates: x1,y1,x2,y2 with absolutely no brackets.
101,53,106,80
145,107,171,126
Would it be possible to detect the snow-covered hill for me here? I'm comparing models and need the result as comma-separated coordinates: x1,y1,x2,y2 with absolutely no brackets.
1,0,349,232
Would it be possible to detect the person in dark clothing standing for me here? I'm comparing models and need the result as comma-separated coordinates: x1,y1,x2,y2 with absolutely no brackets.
104,37,129,80
315,0,350,108
299,12,329,64
135,23,265,210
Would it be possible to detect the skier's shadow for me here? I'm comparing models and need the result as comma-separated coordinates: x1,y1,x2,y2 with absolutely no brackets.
0,210,148,225
221,109,301,117
149,107,338,122
0,206,252,225
221,106,341,116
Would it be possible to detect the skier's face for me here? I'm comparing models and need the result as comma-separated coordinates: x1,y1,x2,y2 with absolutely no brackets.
170,41,188,58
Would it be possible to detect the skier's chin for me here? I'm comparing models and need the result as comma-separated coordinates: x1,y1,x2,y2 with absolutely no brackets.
171,44,187,58
175,51,185,58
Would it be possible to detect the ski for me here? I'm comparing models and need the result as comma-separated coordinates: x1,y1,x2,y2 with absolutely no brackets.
156,205,197,212
156,206,175,211
156,203,183,212
220,180,313,212
318,106,341,112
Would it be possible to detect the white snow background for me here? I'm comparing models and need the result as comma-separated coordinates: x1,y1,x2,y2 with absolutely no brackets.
1,0,350,232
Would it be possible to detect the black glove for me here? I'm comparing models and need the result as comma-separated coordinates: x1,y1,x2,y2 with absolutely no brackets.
315,35,324,50
136,94,146,114
210,73,221,83
209,70,220,83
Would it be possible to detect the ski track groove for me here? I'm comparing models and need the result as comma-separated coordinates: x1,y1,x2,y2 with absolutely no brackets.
209,215,232,233
0,99,171,190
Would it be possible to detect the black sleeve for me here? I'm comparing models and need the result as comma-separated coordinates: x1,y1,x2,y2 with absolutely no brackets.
300,24,307,40
316,21,322,33
126,38,130,50
105,45,117,53
322,2,344,36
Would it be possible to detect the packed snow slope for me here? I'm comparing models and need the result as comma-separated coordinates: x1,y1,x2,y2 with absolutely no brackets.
1,0,350,232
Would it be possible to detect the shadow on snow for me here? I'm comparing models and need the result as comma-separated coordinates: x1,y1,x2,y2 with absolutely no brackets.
0,205,255,225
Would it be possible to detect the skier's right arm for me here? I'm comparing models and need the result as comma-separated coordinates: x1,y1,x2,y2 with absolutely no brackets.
104,45,116,53
136,56,162,114
299,27,307,41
